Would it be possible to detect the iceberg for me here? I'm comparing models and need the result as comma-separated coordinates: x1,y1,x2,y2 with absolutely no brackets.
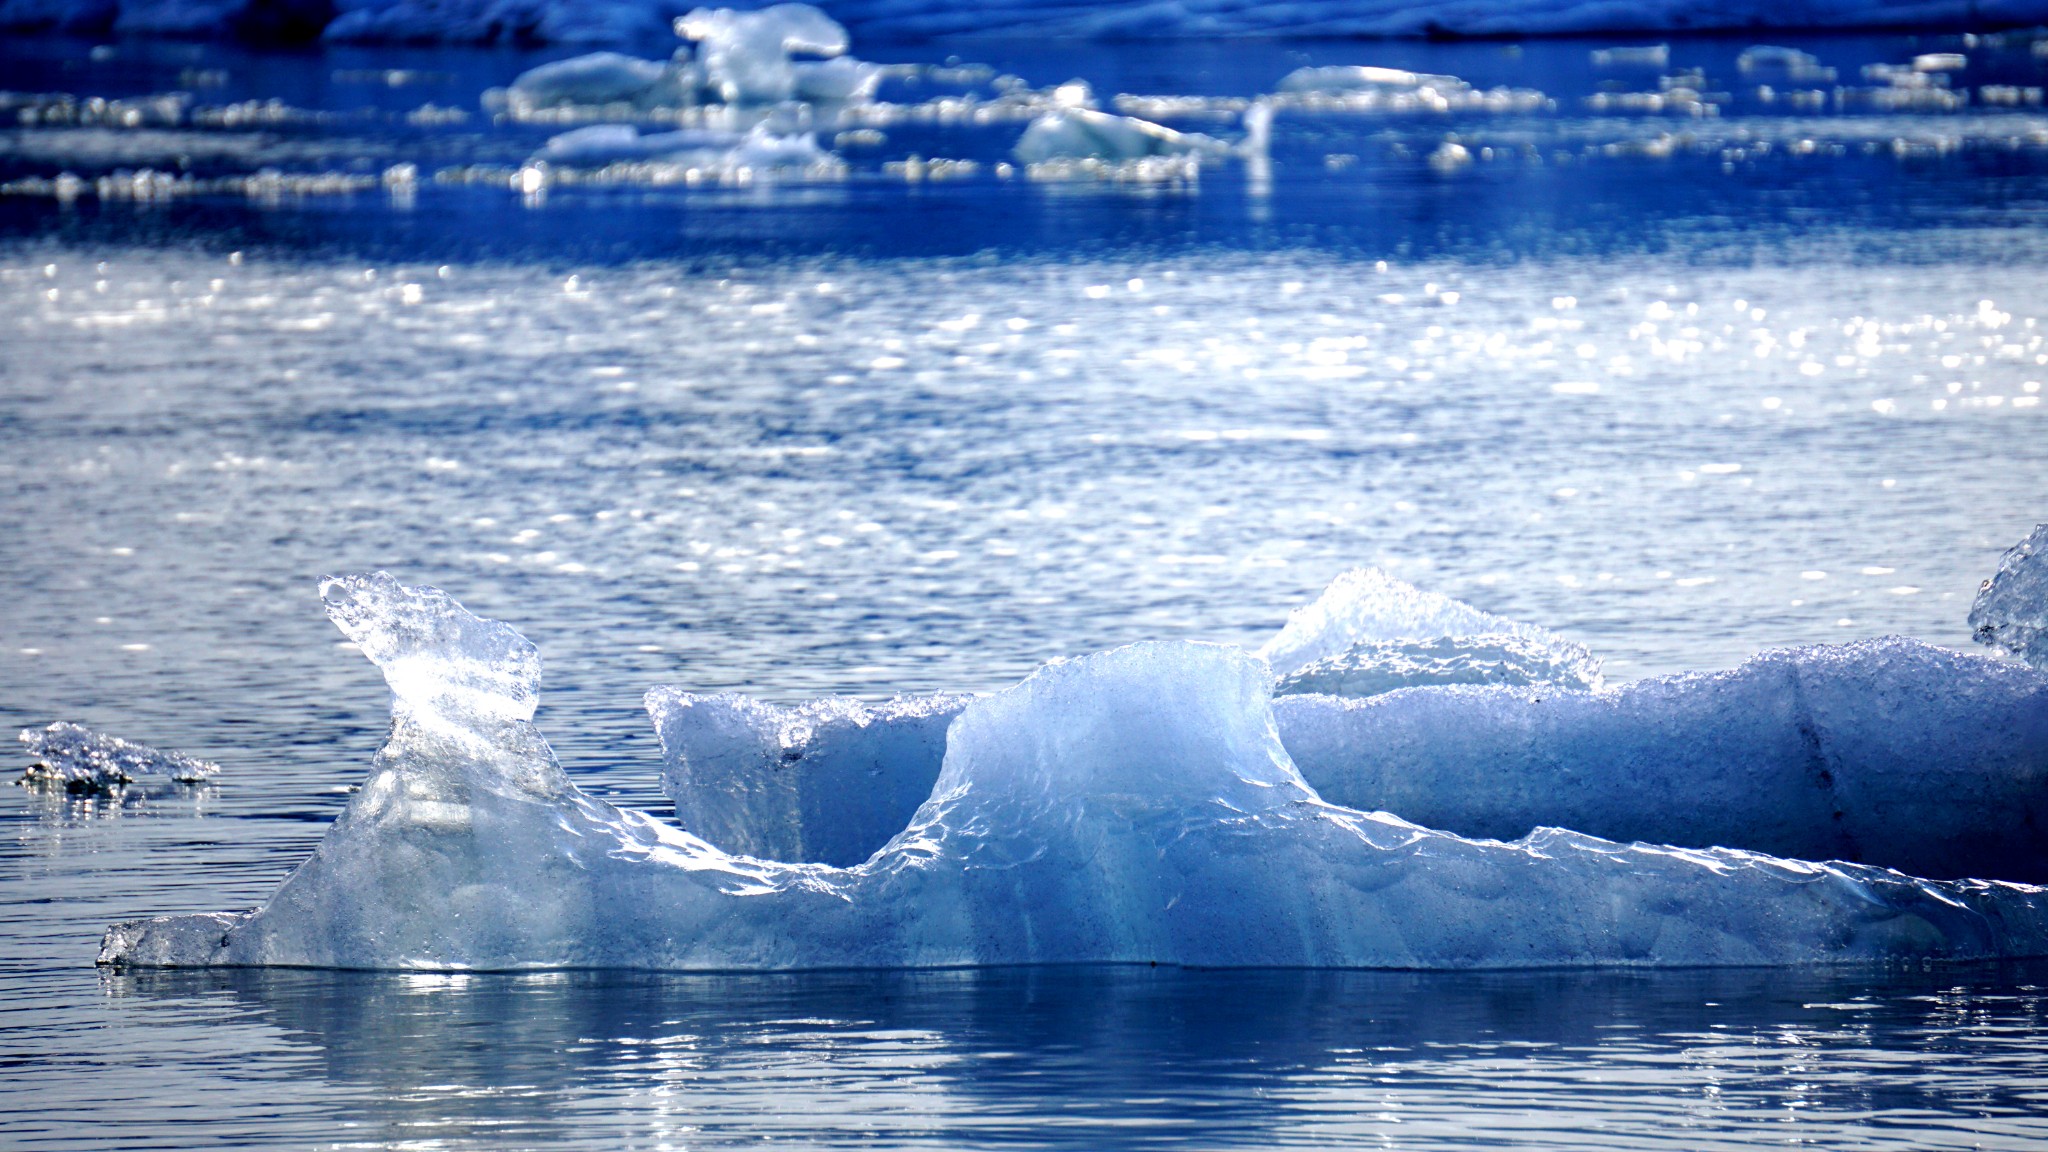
100,573,2048,972
18,721,220,794
1971,523,2048,671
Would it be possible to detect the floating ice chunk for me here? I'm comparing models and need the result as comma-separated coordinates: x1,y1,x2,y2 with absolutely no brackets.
645,688,971,866
1427,140,1472,172
531,122,836,180
1736,45,1837,83
539,123,741,163
1914,52,1967,73
1256,567,1576,677
1277,66,1466,94
677,4,858,105
1592,45,1671,69
501,51,700,116
1273,633,1602,699
1971,523,2048,671
1013,107,1226,164
97,584,2048,971
1278,637,2048,882
791,56,881,103
17,721,218,794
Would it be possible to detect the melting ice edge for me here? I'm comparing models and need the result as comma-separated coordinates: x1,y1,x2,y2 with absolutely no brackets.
102,529,2048,972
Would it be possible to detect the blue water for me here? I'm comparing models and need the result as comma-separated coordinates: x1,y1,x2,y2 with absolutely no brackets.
5,26,2048,1149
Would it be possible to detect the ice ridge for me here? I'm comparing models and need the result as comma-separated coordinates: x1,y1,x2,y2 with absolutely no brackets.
100,573,2048,973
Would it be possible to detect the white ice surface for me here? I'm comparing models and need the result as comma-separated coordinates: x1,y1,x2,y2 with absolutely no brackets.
1013,107,1226,164
100,574,2048,972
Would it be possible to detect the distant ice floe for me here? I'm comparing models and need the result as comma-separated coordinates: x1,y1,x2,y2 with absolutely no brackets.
12,0,2048,43
99,531,2048,971
17,722,219,794
1972,523,2048,671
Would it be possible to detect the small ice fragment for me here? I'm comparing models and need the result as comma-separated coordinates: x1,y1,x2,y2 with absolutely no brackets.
1913,53,1967,72
17,722,219,794
676,4,863,105
1276,65,1465,94
1971,523,2048,670
1427,141,1471,172
1013,108,1226,163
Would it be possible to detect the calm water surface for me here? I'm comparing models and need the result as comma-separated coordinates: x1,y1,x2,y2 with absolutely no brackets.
4,28,2048,1149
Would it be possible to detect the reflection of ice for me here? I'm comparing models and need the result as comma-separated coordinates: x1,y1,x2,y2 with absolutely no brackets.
100,574,2048,972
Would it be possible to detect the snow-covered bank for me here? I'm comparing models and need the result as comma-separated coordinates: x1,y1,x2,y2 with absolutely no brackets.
8,0,2048,43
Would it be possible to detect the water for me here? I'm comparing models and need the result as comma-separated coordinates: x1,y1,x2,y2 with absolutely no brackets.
5,26,2048,1149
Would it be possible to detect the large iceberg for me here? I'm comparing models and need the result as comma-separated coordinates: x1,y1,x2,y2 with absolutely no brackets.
101,573,2048,972
10,0,2048,43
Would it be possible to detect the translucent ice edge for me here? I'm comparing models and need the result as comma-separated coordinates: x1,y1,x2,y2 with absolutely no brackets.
101,572,2048,973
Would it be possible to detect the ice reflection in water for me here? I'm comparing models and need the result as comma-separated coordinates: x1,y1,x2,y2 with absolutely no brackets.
27,965,2041,1150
